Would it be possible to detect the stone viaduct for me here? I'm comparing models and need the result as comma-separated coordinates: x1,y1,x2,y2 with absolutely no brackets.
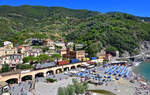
0,62,87,83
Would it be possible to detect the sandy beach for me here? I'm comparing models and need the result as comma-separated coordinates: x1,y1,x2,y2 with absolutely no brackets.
30,67,150,95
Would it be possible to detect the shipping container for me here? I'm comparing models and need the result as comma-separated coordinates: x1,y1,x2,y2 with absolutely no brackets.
87,62,95,64
86,58,90,61
82,58,90,61
90,57,97,60
82,58,86,62
58,60,69,65
99,56,105,59
70,59,80,63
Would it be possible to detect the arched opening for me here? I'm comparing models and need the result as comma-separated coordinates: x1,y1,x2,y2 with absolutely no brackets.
64,67,69,72
35,72,44,78
22,75,32,81
46,70,54,76
71,66,76,70
56,69,62,74
6,78,18,84
77,65,81,68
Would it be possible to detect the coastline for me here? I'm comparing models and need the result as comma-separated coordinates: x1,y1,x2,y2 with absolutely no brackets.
132,62,150,88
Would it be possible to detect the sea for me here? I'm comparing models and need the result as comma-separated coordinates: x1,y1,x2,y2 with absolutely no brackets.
134,62,150,82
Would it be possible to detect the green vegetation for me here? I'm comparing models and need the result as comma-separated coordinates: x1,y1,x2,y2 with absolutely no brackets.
37,54,53,63
58,79,88,95
23,54,54,64
0,6,150,56
46,78,57,83
42,47,49,52
0,64,12,73
16,64,33,70
51,54,61,62
23,56,36,63
89,90,116,95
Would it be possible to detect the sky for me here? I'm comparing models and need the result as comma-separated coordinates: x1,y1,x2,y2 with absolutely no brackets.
0,0,149,17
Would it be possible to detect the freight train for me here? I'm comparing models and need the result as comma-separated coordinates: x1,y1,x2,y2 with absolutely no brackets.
34,62,56,70
34,56,103,70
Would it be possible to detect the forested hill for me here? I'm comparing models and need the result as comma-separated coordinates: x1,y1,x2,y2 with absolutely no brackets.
0,5,150,56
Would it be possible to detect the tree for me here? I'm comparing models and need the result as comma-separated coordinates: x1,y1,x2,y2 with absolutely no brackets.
54,45,62,52
37,54,53,63
0,64,11,73
72,79,85,95
57,79,88,95
23,56,36,64
106,46,117,52
51,54,61,62
66,85,75,95
58,87,66,95
42,47,49,52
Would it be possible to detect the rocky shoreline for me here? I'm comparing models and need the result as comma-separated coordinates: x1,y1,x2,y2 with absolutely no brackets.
132,62,150,93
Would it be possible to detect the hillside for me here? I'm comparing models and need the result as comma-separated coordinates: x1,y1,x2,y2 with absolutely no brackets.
0,5,150,56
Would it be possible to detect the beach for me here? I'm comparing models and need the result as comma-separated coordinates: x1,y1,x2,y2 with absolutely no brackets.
29,63,150,95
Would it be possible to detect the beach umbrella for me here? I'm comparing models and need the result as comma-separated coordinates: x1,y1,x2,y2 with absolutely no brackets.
108,76,111,78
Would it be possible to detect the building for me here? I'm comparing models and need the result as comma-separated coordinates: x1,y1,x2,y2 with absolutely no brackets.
75,51,85,60
18,45,31,54
74,44,84,50
61,48,85,60
0,54,23,65
67,42,74,48
2,41,13,49
60,49,67,56
25,49,42,57
0,41,18,57
0,47,18,57
54,42,66,49
97,49,106,57
32,39,43,46
43,39,54,46
106,54,113,61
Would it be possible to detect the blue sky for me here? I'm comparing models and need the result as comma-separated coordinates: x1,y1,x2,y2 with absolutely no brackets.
0,0,149,17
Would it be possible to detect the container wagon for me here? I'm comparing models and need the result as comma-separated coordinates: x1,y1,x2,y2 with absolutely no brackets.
90,57,97,60
70,59,80,64
82,58,90,62
58,60,69,65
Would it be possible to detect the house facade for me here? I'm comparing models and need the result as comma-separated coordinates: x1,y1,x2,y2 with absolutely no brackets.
0,54,23,65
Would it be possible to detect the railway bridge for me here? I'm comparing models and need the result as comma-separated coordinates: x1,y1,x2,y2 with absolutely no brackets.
0,62,88,83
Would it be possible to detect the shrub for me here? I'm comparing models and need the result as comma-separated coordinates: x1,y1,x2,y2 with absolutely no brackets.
46,78,57,83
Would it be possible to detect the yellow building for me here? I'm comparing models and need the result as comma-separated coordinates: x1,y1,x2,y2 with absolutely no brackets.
75,50,85,61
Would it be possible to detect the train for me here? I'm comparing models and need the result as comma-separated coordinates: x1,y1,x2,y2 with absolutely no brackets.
34,56,105,70
70,59,80,63
34,62,56,70
57,60,69,65
90,57,97,60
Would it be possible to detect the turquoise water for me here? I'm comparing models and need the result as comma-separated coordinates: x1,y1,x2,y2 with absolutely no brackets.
135,62,150,81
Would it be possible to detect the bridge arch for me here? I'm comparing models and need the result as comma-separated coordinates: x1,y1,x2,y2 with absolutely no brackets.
22,75,32,81
35,72,44,78
46,70,54,75
6,78,18,84
56,68,62,74
71,66,76,69
64,67,69,71
77,65,81,68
